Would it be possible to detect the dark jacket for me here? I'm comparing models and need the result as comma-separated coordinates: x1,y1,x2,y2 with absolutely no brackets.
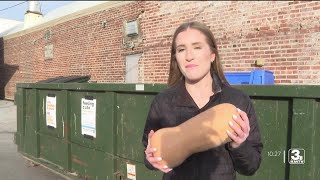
142,74,263,180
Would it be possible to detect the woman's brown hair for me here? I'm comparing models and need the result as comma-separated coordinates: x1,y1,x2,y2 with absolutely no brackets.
167,21,228,86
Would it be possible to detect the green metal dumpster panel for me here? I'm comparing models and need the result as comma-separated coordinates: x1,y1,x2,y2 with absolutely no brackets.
289,98,320,180
16,83,166,93
115,93,156,161
237,98,290,180
38,90,65,138
69,91,114,153
70,143,114,179
39,133,69,169
15,88,24,151
16,88,23,136
23,89,39,157
235,86,320,180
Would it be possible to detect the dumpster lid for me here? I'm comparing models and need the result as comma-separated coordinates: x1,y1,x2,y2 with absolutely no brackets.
37,75,91,83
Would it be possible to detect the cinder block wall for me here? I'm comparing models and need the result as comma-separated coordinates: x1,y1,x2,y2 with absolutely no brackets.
1,1,320,99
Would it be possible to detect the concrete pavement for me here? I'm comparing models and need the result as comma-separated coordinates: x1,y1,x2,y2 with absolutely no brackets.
0,100,66,180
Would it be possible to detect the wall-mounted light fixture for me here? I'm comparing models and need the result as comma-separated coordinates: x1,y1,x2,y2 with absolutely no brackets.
255,59,265,67
101,21,107,28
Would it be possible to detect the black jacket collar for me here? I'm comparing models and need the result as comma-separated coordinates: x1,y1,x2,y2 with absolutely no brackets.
173,73,223,107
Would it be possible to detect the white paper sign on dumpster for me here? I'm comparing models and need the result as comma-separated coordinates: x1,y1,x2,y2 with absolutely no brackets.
81,98,96,138
46,96,57,128
127,163,136,180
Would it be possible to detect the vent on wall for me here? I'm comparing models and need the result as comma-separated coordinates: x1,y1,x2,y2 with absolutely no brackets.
125,20,139,37
44,30,51,41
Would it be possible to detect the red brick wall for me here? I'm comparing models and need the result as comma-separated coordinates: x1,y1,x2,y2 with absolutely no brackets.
1,1,320,99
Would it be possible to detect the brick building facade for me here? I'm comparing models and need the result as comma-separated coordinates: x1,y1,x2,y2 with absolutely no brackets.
1,1,320,99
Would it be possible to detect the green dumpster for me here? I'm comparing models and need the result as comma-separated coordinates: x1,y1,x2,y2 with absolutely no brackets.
15,83,320,180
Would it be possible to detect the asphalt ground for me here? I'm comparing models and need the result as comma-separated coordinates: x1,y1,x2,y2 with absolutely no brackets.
0,100,66,180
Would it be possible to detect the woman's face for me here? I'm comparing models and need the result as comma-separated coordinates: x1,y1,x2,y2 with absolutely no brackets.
175,28,215,84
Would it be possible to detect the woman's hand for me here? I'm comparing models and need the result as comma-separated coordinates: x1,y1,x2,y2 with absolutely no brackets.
227,108,250,148
145,130,173,173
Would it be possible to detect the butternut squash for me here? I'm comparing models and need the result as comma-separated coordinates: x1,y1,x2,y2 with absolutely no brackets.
150,103,240,168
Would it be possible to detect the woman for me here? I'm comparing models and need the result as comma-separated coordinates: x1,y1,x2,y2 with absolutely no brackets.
142,21,263,180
